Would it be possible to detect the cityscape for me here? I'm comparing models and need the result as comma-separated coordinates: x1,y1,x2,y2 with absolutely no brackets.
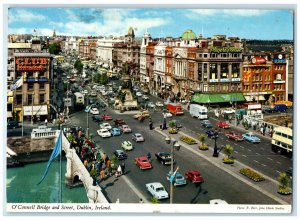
5,7,294,213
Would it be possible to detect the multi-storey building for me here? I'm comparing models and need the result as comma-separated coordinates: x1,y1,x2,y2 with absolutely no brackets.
153,42,167,92
64,36,78,55
140,30,152,86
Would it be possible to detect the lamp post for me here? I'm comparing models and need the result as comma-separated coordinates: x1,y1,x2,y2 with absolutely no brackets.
86,96,90,138
212,129,219,157
165,136,180,204
31,92,35,125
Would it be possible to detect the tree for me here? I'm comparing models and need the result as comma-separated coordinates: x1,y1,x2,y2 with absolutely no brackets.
169,120,176,129
49,43,62,55
100,73,108,85
74,59,83,73
278,172,292,194
199,134,206,147
223,144,234,159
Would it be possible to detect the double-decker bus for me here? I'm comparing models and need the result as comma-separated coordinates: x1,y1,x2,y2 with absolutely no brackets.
271,126,293,154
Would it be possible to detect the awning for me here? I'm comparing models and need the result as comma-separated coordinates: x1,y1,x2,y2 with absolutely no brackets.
258,95,266,101
244,96,252,102
191,93,245,104
7,112,13,118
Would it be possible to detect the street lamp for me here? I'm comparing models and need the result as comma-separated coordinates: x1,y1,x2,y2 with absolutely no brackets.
165,136,180,204
212,129,219,157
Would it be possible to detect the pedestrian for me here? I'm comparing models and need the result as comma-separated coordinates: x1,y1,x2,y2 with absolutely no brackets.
147,152,151,161
121,162,125,174
100,169,106,180
45,118,48,126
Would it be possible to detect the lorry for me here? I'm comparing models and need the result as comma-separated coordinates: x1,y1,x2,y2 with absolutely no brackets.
189,104,208,119
166,103,184,115
74,92,85,106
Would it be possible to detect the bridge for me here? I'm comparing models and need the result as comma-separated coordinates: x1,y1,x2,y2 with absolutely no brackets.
34,130,109,203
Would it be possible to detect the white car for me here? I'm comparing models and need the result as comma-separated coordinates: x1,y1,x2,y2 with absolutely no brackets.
97,129,111,138
163,112,173,118
100,123,112,130
90,107,99,115
146,182,169,200
136,92,143,97
142,95,149,100
83,90,88,94
147,102,155,108
132,133,145,142
156,101,164,107
120,124,132,133
223,108,235,114
90,91,97,97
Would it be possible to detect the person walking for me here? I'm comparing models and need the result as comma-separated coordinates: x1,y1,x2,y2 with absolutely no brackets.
121,162,125,174
147,152,151,161
45,118,48,126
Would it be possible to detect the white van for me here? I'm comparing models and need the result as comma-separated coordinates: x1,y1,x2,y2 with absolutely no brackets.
189,104,208,119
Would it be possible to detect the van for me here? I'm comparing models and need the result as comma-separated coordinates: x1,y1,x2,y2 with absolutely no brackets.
273,104,288,112
189,104,208,119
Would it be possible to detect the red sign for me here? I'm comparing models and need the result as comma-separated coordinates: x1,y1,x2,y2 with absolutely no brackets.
15,57,49,71
251,56,266,64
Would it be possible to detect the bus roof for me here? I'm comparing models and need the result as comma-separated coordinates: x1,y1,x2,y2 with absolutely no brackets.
274,126,292,135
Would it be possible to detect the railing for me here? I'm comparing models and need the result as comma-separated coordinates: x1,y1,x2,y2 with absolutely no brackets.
31,130,58,139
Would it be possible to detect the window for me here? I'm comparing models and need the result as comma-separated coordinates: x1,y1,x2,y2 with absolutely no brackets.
28,94,32,104
203,54,208,58
199,54,202,58
198,64,202,80
16,95,22,105
221,63,228,78
40,83,45,90
40,94,45,103
210,63,217,79
28,83,34,90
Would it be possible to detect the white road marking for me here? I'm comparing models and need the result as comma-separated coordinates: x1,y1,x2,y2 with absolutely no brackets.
240,146,244,149
267,157,273,161
261,164,267,167
256,153,261,155
248,149,252,152
276,161,281,164
254,160,259,164
242,155,247,157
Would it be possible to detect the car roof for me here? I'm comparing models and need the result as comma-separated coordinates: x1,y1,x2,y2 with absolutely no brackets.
134,133,142,135
188,170,200,175
137,156,148,160
115,149,124,153
147,182,163,187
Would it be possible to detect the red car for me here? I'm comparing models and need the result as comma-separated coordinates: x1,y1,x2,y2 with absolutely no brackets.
135,156,152,170
216,121,231,129
185,170,204,183
225,131,244,141
101,114,113,120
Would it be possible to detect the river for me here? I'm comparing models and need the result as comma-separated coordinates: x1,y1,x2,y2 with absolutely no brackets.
6,160,88,203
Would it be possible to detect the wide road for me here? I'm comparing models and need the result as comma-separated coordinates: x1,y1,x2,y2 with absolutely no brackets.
70,107,280,204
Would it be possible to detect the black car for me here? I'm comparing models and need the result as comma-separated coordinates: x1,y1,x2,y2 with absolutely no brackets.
92,115,103,122
7,120,19,129
113,150,127,160
206,130,218,139
155,152,174,165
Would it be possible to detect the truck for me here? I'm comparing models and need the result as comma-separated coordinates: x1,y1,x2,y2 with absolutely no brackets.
74,92,85,106
166,103,184,115
189,104,208,119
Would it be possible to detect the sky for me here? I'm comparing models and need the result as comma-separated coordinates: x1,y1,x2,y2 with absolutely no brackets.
7,8,293,40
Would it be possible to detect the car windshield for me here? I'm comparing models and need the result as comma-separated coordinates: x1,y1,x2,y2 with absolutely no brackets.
156,187,164,192
141,159,148,163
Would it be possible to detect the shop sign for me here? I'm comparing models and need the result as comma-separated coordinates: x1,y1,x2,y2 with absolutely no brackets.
231,78,241,82
15,57,49,71
209,79,219,83
220,78,230,82
23,105,48,116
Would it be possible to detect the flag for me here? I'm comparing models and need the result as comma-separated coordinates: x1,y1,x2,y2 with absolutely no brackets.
10,76,23,91
37,131,62,185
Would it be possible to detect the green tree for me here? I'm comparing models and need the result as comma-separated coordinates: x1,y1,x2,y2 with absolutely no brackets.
278,172,290,189
100,73,109,85
223,144,234,159
74,59,83,73
49,43,62,55
199,134,206,147
150,197,160,204
169,120,176,129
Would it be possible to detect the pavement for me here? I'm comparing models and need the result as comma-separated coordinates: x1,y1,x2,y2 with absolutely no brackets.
153,127,291,205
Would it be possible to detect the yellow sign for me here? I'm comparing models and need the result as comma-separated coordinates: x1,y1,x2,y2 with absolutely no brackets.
7,97,13,103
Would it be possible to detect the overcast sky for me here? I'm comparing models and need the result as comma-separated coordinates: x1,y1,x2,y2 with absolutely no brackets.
7,8,293,40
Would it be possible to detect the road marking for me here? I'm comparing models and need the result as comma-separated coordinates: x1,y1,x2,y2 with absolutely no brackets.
253,160,259,164
247,149,252,152
239,146,244,149
234,151,239,154
242,155,247,157
256,153,261,155
267,157,273,161
261,164,267,167
276,161,281,164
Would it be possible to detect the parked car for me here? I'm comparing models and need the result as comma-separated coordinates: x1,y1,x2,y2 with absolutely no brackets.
166,172,187,186
111,127,121,136
185,170,204,183
273,104,288,112
7,120,19,129
146,182,169,200
120,124,132,133
135,156,152,169
156,101,164,107
155,152,173,165
114,118,126,126
113,150,127,160
90,107,99,115
225,131,244,141
242,132,261,143
132,133,145,142
121,141,133,151
97,129,111,138
101,114,113,120
206,130,218,139
216,121,231,129
92,115,103,123
201,120,213,128
147,102,155,108
142,95,149,100
100,122,112,130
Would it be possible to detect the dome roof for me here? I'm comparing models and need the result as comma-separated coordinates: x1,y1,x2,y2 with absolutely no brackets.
181,29,197,40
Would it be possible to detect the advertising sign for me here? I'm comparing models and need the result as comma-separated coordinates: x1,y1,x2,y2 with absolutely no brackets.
23,105,48,116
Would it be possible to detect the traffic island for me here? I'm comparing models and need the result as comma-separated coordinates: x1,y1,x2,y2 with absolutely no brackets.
222,158,235,164
179,135,197,145
239,168,265,182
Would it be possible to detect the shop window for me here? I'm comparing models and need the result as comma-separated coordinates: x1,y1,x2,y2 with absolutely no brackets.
28,94,32,104
221,63,228,78
28,83,34,90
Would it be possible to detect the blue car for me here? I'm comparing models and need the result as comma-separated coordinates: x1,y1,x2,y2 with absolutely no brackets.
201,120,213,128
111,127,121,136
167,172,187,186
242,132,261,143
206,130,218,139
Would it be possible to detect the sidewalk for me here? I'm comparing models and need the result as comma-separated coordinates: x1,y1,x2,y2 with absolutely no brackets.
154,127,292,205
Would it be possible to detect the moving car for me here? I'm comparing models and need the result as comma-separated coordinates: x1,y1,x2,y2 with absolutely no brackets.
133,110,150,119
145,182,169,200
156,101,164,107
142,95,149,100
206,130,218,139
163,112,173,118
225,131,244,141
92,115,103,123
97,129,111,138
242,132,261,143
216,121,231,129
135,156,152,169
136,91,143,97
147,102,155,108
101,114,113,120
201,120,213,128
185,170,204,183
111,127,121,136
113,150,127,160
120,124,132,133
100,122,112,130
121,141,133,151
210,199,228,204
114,119,126,126
166,172,187,186
90,107,99,115
132,133,145,142
155,152,173,165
